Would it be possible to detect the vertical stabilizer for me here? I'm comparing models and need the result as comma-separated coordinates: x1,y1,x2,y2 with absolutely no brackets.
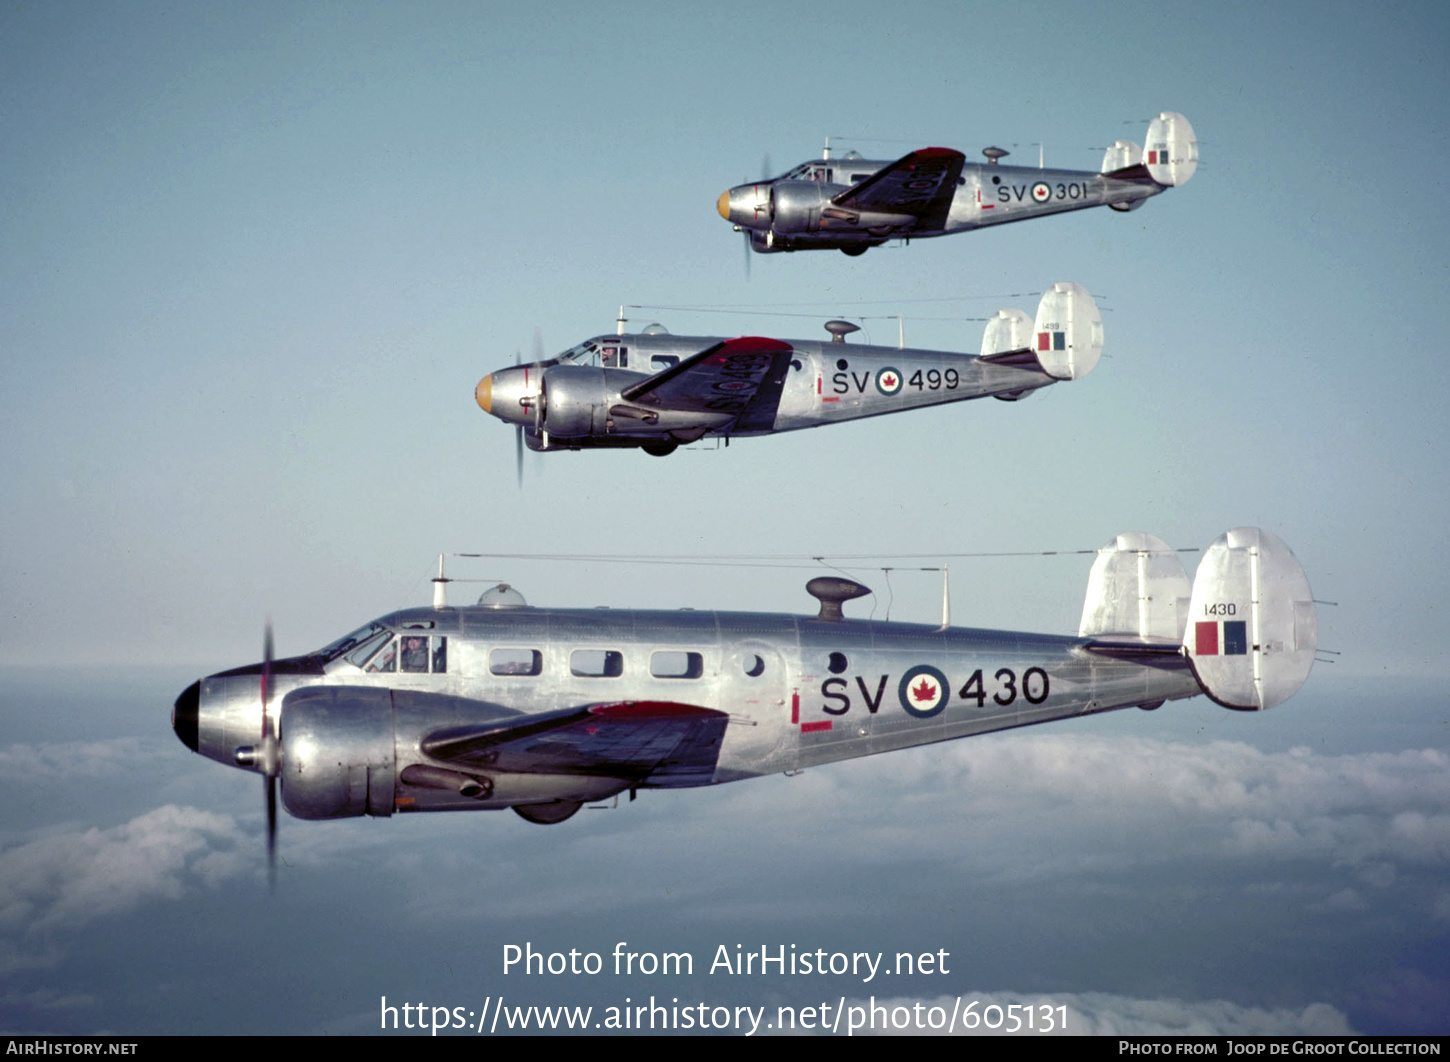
1079,532,1189,641
980,308,1034,356
1102,139,1142,173
1185,528,1316,710
1144,112,1198,187
1033,282,1103,380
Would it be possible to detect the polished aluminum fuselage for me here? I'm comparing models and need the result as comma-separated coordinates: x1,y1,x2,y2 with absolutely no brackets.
724,159,1162,252
480,334,1055,448
190,602,1201,815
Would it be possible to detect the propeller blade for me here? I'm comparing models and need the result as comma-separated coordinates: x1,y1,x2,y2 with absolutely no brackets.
266,772,277,891
532,326,545,364
742,230,751,281
260,619,279,889
761,153,772,181
515,425,524,488
260,619,273,733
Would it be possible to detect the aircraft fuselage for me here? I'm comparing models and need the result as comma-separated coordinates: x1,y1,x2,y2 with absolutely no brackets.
174,599,1200,820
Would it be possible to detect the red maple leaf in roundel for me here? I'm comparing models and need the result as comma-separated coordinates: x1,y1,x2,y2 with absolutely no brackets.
882,373,897,388
911,677,938,703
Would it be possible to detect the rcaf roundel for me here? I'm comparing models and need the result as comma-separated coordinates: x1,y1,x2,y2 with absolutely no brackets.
1031,182,1051,203
898,665,950,718
875,366,904,396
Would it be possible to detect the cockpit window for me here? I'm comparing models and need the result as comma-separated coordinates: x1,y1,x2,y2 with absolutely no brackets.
365,639,398,673
356,633,447,674
400,635,430,673
557,341,599,365
317,622,390,665
345,629,394,669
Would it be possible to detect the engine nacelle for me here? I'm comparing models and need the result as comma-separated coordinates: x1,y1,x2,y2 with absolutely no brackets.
769,181,829,234
280,686,395,819
538,365,606,438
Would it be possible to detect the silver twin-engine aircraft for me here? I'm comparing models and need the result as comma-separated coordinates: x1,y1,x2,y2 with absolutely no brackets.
173,528,1316,860
718,112,1197,255
476,282,1102,458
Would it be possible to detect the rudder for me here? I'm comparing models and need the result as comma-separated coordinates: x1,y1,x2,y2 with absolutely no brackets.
1184,527,1316,710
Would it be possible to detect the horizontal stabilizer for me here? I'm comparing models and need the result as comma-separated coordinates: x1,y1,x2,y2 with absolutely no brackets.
1144,112,1198,187
1078,532,1190,641
1185,528,1316,710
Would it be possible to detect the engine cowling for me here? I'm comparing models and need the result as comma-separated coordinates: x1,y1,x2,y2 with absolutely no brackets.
280,687,395,819
768,181,829,234
538,365,606,438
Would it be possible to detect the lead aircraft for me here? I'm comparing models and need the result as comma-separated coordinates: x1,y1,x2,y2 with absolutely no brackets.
719,112,1197,255
173,528,1316,865
477,282,1102,458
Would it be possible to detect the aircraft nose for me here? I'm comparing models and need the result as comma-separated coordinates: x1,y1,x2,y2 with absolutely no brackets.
475,373,493,414
717,190,731,220
172,681,200,752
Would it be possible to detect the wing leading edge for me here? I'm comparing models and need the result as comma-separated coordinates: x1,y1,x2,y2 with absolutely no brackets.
831,147,966,232
622,336,795,434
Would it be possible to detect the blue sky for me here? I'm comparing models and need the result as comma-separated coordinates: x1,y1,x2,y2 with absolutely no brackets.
1,0,1448,1036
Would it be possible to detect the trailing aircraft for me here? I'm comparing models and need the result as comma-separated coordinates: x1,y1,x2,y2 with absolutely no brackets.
476,282,1102,461
172,528,1317,864
718,112,1197,255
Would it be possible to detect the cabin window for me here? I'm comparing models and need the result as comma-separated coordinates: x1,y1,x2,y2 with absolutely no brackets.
652,651,704,679
571,649,624,678
828,652,848,674
651,355,679,370
491,647,543,676
600,344,628,368
743,654,765,678
432,637,447,673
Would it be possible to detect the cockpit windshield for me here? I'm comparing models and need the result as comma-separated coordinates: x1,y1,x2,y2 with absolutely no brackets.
314,622,391,665
556,340,598,364
555,339,630,369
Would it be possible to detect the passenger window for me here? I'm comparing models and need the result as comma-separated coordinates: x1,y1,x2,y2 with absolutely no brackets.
491,648,542,676
571,649,623,677
432,636,447,673
743,654,765,678
652,651,704,679
651,355,679,370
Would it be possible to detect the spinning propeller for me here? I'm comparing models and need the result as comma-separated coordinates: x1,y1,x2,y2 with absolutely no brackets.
513,328,546,487
234,621,281,887
259,620,280,888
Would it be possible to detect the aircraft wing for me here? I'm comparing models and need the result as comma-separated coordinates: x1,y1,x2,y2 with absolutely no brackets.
422,701,730,788
621,336,795,433
831,147,966,231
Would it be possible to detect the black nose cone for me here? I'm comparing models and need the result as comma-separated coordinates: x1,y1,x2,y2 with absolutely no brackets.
172,681,200,752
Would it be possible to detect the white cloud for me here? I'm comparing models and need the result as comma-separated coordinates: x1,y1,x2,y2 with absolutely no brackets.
0,739,156,786
839,990,1353,1036
0,805,246,973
